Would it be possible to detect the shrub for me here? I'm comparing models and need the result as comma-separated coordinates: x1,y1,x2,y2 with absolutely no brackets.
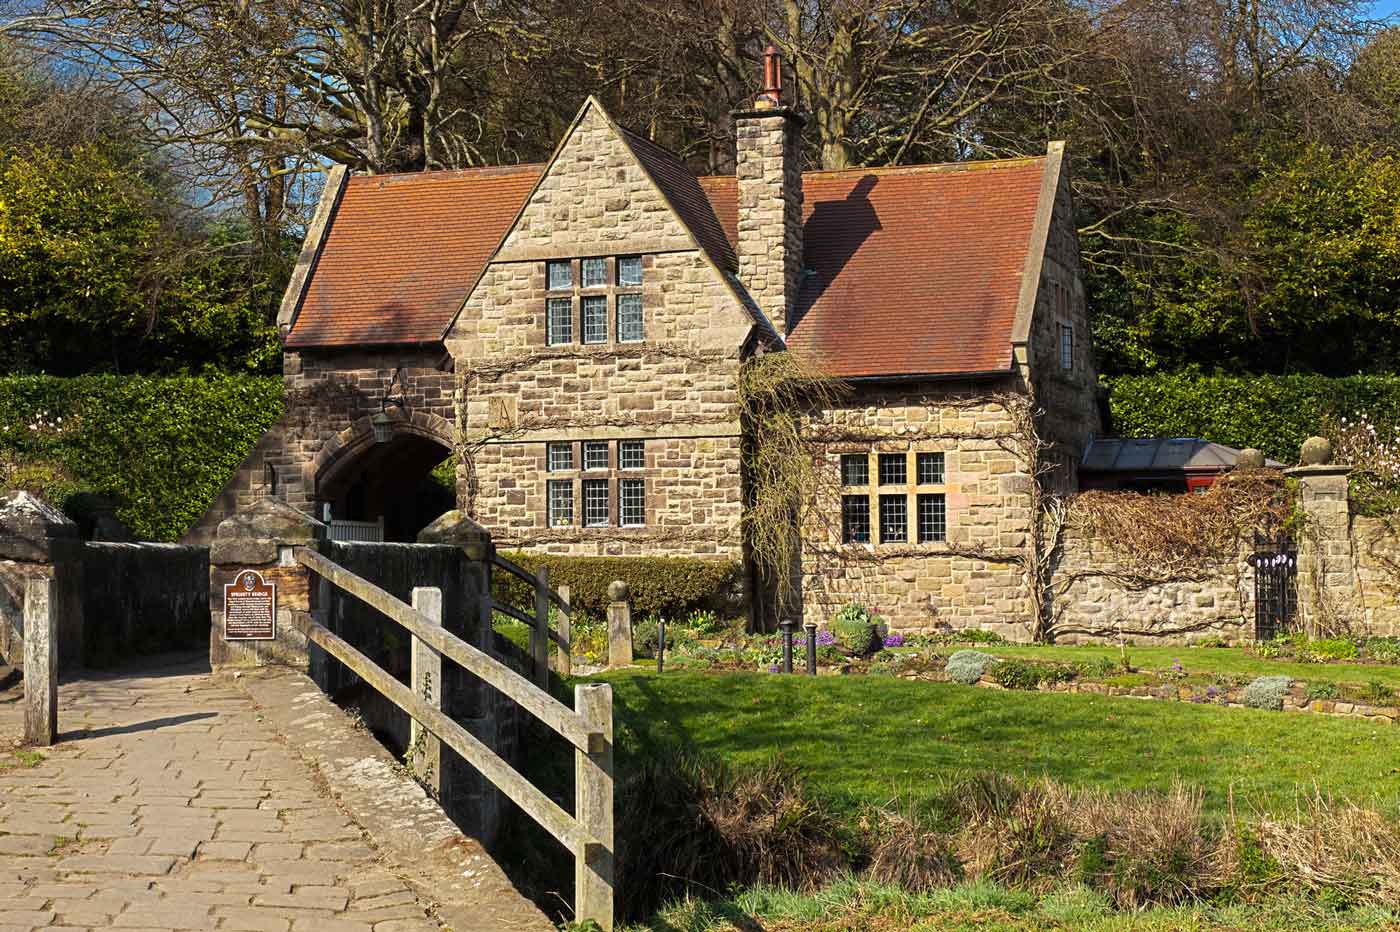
832,603,880,656
1304,681,1341,701
615,749,849,919
1366,637,1400,664
1105,372,1400,464
990,659,1046,691
1074,657,1119,680
0,374,282,540
633,616,660,659
495,552,742,621
953,628,1005,645
945,650,998,685
1254,791,1400,908
1243,675,1293,710
1301,637,1360,662
1364,680,1396,704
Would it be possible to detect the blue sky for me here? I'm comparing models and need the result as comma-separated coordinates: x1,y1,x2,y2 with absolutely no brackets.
1374,0,1400,18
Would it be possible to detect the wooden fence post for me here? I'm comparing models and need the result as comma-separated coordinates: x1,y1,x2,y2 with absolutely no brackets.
574,682,614,930
410,587,443,798
556,584,572,677
23,577,57,747
532,566,551,689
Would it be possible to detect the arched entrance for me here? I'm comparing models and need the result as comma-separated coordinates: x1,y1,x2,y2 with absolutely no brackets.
311,411,457,543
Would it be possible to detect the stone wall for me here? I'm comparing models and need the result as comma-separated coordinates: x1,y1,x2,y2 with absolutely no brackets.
79,543,208,666
1024,151,1101,491
184,347,454,544
799,382,1035,636
1350,515,1400,636
1047,528,1254,643
447,100,755,562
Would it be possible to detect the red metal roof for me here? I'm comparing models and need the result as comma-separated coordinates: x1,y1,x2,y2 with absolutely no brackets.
286,155,1050,380
285,164,543,349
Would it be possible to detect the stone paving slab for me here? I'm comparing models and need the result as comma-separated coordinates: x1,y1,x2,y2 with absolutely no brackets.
0,656,551,932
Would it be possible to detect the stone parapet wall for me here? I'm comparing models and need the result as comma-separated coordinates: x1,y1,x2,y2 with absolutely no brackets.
80,542,208,665
1047,529,1253,643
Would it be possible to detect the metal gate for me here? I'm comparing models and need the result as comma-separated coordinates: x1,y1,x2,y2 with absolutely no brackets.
1250,533,1297,641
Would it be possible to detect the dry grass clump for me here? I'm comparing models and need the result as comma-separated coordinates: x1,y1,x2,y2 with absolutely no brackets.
1073,469,1291,582
931,774,1229,907
861,806,962,892
615,749,848,919
1253,792,1400,907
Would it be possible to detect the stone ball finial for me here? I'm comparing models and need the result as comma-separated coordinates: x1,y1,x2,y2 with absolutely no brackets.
1300,436,1333,466
607,580,630,603
1236,448,1266,469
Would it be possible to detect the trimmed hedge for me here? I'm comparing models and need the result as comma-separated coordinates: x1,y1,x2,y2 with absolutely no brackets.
0,375,282,541
1106,373,1400,463
495,551,744,621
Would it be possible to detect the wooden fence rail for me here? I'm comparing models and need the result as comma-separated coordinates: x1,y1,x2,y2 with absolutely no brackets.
293,546,614,929
488,554,573,686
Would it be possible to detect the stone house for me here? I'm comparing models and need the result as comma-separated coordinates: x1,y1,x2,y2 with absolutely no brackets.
188,49,1100,635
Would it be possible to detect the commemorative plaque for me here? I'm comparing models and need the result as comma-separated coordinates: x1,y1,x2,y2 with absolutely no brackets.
224,569,276,641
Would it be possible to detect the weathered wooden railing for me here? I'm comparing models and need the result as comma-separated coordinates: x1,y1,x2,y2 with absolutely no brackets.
22,577,57,747
489,552,572,686
292,546,614,929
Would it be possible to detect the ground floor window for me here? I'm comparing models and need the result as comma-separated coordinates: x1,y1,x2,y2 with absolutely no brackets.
542,439,648,528
879,494,907,543
547,479,573,526
917,493,946,542
620,478,645,526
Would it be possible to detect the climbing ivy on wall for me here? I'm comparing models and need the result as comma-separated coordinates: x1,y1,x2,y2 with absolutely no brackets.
0,375,282,541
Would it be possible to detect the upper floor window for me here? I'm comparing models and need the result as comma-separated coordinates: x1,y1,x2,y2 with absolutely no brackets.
618,255,642,287
878,453,906,486
547,260,573,291
917,452,945,485
1059,322,1074,370
841,454,868,487
547,298,572,345
582,257,607,289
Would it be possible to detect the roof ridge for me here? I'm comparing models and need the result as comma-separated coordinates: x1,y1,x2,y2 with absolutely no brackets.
350,163,546,183
696,155,1047,186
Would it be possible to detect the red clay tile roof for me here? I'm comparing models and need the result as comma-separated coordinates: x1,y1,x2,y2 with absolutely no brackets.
284,164,543,349
286,153,1050,380
699,159,1048,378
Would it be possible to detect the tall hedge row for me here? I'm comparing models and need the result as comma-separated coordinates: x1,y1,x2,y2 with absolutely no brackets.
0,375,282,541
1105,374,1400,463
495,551,744,621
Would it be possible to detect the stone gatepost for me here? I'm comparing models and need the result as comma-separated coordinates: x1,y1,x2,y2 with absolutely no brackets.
1286,437,1359,634
0,491,83,674
209,497,327,671
417,509,513,849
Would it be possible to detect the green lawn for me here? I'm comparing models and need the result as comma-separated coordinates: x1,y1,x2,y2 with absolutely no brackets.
635,880,1400,931
596,669,1400,816
986,643,1400,688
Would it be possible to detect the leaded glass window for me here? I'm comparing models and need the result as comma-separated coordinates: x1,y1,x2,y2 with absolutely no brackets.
583,478,609,527
582,295,607,344
547,479,573,526
546,298,572,345
620,478,645,526
547,260,572,291
879,494,907,543
619,440,645,470
617,294,644,342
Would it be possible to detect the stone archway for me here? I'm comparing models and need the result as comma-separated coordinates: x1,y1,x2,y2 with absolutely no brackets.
310,409,458,542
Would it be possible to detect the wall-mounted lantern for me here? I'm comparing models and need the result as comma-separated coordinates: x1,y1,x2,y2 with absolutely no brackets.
373,366,406,445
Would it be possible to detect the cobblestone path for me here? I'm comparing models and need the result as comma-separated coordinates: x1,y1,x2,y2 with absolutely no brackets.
0,658,461,932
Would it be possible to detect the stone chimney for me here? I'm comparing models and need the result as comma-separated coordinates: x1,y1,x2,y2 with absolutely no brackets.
734,45,805,339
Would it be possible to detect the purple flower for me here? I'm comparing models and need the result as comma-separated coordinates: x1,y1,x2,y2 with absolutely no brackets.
883,633,906,648
816,630,836,646
1171,659,1184,673
1206,686,1219,698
